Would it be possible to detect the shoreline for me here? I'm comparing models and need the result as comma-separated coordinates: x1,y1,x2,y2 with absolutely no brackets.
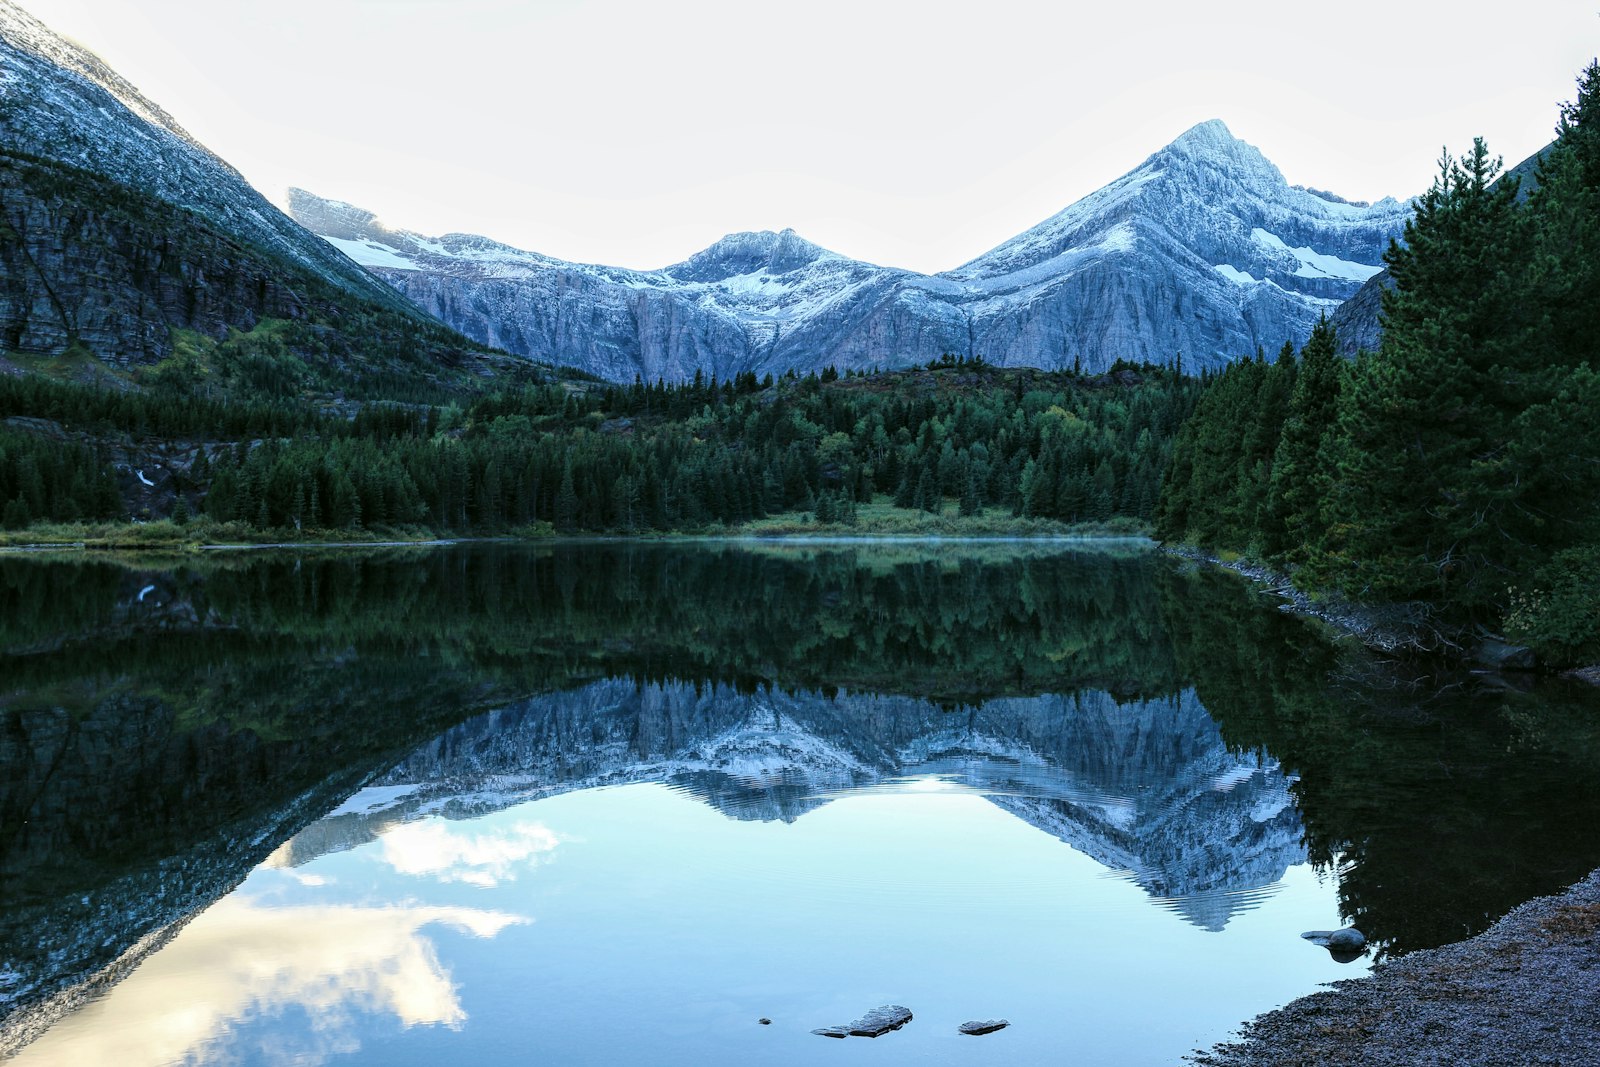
1168,544,1600,686
1192,868,1600,1066
1163,544,1438,655
0,529,1157,555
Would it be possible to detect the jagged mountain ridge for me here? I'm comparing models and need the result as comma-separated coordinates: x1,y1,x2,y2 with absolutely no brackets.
292,121,1410,382
275,678,1308,931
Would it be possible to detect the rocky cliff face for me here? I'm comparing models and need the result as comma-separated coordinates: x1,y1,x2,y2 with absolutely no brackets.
278,678,1308,930
0,154,315,364
291,121,1410,382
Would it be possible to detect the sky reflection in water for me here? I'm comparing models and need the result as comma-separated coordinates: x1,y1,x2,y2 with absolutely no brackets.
9,544,1597,1065
14,683,1363,1067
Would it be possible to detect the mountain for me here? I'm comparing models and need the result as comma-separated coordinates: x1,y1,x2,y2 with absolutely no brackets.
0,1,533,391
292,120,1410,382
0,1,398,310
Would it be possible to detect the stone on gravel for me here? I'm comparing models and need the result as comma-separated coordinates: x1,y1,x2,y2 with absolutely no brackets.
959,1019,1010,1035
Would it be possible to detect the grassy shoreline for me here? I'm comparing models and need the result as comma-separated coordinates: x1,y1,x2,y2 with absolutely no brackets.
0,505,1152,553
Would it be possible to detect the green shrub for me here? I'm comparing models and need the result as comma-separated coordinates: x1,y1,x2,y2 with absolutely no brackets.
1505,543,1600,666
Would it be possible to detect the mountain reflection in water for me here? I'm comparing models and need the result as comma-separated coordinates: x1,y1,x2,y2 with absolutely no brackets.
276,679,1305,932
2,542,1599,1065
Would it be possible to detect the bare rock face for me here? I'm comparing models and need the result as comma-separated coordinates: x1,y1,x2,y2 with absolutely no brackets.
0,156,311,364
291,120,1411,383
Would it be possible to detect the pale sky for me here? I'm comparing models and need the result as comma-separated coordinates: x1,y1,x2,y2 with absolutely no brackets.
14,0,1599,273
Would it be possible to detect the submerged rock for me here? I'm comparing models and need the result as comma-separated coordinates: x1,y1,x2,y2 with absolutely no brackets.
758,1018,771,1025
1472,639,1537,672
812,1004,914,1039
959,1019,1011,1035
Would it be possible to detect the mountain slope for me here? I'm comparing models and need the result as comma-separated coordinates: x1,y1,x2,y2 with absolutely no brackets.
0,1,543,393
292,121,1410,382
0,0,400,310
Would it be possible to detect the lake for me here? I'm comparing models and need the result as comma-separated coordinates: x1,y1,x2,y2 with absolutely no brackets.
2,541,1598,1064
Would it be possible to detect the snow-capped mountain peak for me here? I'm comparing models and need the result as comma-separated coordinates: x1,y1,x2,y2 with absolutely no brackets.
291,118,1412,382
664,228,837,282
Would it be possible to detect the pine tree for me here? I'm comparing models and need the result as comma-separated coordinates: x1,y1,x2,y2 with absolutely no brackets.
1267,317,1344,565
555,461,579,532
959,465,982,516
1323,139,1529,610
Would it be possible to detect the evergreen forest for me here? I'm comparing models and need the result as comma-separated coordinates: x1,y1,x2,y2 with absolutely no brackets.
1159,63,1600,665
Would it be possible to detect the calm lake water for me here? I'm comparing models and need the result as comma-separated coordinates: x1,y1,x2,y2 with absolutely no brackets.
2,541,1598,1065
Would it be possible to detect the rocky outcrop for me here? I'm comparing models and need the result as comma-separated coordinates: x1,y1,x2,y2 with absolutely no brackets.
959,1019,1010,1036
290,120,1410,382
813,1004,913,1038
0,153,312,364
1328,268,1392,356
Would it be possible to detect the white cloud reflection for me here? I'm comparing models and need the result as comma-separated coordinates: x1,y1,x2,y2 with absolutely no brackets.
380,819,562,888
13,899,527,1067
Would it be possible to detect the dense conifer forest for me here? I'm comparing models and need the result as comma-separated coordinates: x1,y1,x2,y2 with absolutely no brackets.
1159,63,1600,664
0,358,1199,535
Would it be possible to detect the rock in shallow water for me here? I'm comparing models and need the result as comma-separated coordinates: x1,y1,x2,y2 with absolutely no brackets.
959,1019,1010,1036
1303,927,1367,953
812,1004,914,1038
850,1005,913,1037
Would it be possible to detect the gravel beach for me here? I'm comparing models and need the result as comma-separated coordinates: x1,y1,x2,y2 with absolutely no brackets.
1191,869,1600,1066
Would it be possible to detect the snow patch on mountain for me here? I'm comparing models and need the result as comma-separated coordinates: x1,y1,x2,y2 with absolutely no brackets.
1251,228,1384,282
1214,264,1261,286
324,237,421,271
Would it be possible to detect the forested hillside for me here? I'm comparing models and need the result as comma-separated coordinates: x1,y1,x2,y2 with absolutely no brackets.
1,358,1199,536
1158,63,1600,666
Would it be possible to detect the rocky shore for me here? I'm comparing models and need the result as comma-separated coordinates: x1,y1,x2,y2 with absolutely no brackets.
1192,869,1600,1066
1166,546,1440,655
